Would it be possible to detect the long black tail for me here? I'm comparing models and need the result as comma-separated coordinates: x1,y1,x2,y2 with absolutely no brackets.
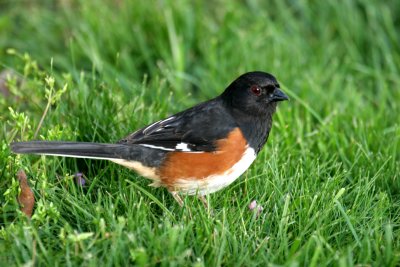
11,141,139,160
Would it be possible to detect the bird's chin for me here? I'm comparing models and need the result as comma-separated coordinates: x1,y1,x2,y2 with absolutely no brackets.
267,101,278,114
266,101,278,107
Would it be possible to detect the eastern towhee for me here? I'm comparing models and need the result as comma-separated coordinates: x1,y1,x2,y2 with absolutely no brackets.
11,71,288,205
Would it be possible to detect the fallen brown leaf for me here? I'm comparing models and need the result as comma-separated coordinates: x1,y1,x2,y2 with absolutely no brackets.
17,170,35,217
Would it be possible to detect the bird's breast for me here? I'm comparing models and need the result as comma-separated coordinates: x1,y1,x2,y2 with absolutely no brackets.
159,128,256,195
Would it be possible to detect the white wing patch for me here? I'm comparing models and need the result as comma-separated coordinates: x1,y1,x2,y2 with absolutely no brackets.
175,142,191,152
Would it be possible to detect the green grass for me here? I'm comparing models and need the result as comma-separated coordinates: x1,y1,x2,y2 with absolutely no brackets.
1,0,399,266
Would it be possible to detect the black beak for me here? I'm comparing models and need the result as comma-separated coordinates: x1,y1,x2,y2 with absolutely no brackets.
271,88,289,102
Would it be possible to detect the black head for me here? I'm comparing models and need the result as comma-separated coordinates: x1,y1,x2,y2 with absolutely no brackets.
221,71,288,116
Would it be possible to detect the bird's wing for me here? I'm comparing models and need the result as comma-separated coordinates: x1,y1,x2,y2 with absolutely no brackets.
118,99,236,152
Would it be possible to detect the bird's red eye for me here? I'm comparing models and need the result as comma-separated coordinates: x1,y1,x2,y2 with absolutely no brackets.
251,85,261,96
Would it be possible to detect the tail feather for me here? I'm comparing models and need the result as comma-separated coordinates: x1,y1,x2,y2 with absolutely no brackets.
11,141,137,160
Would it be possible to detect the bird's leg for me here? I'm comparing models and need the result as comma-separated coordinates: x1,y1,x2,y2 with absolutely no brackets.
171,192,184,207
198,195,209,209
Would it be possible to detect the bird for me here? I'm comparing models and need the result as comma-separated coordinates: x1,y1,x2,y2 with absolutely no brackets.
11,71,288,205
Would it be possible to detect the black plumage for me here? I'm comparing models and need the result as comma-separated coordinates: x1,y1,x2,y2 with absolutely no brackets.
11,71,288,198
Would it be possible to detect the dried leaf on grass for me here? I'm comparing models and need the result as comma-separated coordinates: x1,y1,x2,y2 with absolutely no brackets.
17,170,35,217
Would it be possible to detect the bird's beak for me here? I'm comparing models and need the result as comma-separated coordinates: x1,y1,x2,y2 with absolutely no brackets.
271,88,289,102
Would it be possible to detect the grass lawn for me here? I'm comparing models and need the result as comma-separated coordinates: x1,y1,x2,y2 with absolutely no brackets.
0,0,399,266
